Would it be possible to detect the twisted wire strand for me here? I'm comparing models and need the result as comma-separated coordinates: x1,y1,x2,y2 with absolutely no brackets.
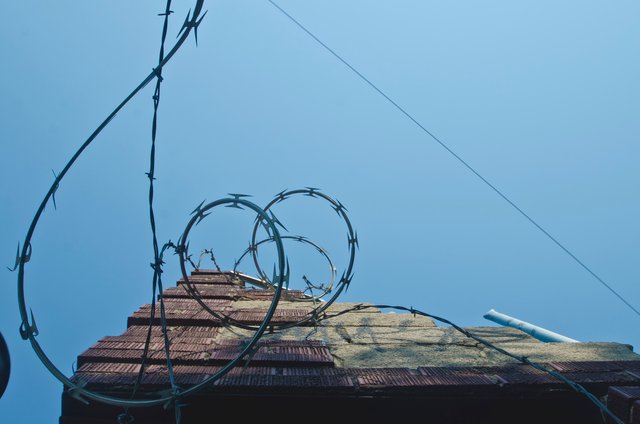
177,189,356,332
233,235,337,299
12,4,632,423
146,0,180,413
15,0,208,409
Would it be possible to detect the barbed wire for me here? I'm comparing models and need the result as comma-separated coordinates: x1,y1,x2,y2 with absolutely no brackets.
10,3,629,424
167,186,624,423
145,0,181,419
175,196,292,333
13,0,215,410
11,4,294,414
177,188,357,332
142,0,178,423
233,234,337,300
250,188,357,302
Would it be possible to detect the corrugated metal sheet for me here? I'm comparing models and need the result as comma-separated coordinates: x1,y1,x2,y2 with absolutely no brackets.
170,342,217,352
121,326,221,337
148,351,206,363
101,335,165,343
169,336,218,345
213,374,353,388
68,269,640,399
90,341,216,353
128,311,198,321
127,298,237,327
488,365,558,385
407,365,557,386
417,367,496,385
72,373,138,386
226,366,277,376
136,299,232,312
206,343,334,366
191,269,228,275
356,368,426,387
178,275,238,285
78,348,211,367
163,285,240,299
546,361,640,385
132,364,266,386
78,340,333,368
126,315,223,327
149,373,206,386
143,365,275,376
78,349,149,367
607,386,640,424
279,367,345,376
100,335,218,346
91,341,165,351
83,366,351,388
214,339,326,348
228,309,312,324
177,326,223,334
565,371,640,385
77,363,141,374
240,290,307,300
121,326,165,336
549,360,640,373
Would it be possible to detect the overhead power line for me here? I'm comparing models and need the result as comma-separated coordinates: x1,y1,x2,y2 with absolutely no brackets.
266,0,640,318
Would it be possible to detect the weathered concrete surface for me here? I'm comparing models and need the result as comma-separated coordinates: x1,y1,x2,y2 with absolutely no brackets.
218,299,639,368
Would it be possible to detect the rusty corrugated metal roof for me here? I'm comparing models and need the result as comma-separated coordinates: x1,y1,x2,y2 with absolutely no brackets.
64,269,640,424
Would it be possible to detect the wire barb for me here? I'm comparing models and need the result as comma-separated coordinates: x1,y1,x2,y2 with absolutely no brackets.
14,0,212,414
190,199,206,216
178,9,208,46
19,309,39,340
8,243,32,272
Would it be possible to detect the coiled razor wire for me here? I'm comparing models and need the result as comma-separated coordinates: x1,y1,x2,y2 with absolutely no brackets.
177,188,356,331
9,1,627,423
234,234,337,298
250,188,357,308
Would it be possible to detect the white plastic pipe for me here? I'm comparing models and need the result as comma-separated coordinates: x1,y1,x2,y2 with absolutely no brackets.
483,309,579,343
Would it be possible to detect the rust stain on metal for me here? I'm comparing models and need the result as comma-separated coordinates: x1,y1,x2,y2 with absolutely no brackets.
178,274,238,285
77,363,142,374
126,315,224,327
549,361,640,373
213,374,353,388
356,368,425,387
228,309,312,324
488,365,558,385
417,367,496,385
163,285,240,299
207,344,334,366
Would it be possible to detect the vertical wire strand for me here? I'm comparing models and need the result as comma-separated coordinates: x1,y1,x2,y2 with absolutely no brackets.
149,0,179,394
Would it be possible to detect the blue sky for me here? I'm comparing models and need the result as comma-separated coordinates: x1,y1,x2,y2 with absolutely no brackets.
1,1,639,422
